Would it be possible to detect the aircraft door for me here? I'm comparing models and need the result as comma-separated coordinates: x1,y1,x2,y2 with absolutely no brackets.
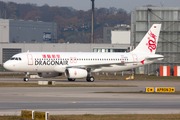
27,54,33,65
132,54,138,65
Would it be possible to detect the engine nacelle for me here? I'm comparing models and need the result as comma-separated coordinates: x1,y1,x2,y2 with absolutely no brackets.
65,68,88,79
37,72,62,78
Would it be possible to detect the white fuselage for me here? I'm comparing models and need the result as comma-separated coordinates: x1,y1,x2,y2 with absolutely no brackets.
3,52,160,73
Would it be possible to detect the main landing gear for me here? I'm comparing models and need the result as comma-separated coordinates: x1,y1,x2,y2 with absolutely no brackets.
86,76,95,82
86,68,95,82
23,72,29,82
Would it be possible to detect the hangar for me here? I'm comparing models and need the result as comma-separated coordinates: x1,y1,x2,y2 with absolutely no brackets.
0,19,57,43
131,7,180,74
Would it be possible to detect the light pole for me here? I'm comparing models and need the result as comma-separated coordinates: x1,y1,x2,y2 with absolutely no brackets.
91,0,95,43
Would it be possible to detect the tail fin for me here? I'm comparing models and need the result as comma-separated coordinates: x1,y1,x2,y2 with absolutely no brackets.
131,24,161,54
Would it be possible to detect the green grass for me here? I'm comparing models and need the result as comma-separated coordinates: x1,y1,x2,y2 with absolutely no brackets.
0,82,137,87
1,114,180,120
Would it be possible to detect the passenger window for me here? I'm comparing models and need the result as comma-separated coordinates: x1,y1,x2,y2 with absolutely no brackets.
19,58,22,60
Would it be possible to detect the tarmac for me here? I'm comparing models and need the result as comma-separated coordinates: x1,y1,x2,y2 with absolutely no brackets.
0,78,180,115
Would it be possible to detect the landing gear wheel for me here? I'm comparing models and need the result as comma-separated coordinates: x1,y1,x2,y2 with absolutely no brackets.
86,76,95,82
23,77,29,82
24,72,29,82
68,78,76,81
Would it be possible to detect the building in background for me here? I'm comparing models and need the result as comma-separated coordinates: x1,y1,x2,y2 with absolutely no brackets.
103,27,113,43
111,24,130,44
103,24,130,44
131,7,180,74
0,19,57,43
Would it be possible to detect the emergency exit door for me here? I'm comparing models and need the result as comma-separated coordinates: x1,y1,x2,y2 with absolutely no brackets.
27,54,33,65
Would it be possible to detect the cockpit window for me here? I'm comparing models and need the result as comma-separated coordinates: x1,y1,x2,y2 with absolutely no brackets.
10,57,22,61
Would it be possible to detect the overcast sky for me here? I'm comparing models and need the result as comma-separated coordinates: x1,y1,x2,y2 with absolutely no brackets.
2,0,180,12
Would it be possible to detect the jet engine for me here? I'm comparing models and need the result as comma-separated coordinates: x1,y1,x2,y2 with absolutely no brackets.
37,72,62,78
65,68,88,79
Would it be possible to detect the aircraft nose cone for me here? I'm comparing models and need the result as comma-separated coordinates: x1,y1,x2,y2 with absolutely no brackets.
3,62,10,70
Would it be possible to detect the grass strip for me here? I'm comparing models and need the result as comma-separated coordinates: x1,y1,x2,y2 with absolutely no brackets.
1,73,180,81
0,82,137,87
0,114,180,120
95,91,180,94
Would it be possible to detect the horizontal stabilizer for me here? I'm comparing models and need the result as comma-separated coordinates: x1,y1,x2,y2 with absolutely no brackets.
145,54,164,61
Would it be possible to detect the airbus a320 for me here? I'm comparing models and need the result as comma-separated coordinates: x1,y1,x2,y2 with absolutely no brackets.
3,24,163,82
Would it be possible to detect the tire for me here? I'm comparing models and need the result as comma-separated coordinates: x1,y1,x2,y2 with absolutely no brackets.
23,77,29,82
87,76,95,82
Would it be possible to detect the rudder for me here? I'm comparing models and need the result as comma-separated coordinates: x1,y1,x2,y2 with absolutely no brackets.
132,24,161,54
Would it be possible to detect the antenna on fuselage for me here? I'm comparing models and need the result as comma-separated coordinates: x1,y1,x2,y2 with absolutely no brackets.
27,50,29,52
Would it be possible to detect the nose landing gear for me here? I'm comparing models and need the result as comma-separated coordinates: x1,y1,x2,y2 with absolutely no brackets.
24,72,29,82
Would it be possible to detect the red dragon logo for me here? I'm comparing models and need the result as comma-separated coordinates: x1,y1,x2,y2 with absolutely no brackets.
146,30,157,52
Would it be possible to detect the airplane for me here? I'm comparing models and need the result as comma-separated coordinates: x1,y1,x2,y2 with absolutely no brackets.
3,24,163,82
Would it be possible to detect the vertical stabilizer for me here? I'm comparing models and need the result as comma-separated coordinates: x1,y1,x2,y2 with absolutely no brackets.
132,24,161,54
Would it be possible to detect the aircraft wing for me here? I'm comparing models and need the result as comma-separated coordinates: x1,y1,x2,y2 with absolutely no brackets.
66,61,137,69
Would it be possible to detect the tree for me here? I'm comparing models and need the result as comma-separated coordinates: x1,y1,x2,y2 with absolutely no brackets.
24,11,42,21
0,1,131,43
58,39,65,43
